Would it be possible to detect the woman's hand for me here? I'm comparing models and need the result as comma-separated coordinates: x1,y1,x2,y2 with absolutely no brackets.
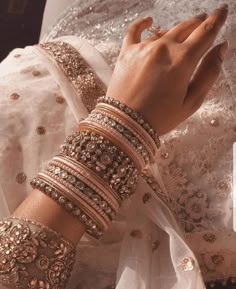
106,4,229,136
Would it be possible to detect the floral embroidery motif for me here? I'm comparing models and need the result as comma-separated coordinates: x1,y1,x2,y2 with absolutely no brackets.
203,233,216,243
152,240,160,252
16,172,27,184
142,193,152,204
181,257,195,271
32,70,41,77
38,41,105,112
10,93,20,100
36,126,46,135
56,96,65,104
130,230,143,239
0,217,75,288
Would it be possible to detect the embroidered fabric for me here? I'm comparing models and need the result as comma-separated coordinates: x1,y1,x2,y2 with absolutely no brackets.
0,217,76,289
43,0,236,286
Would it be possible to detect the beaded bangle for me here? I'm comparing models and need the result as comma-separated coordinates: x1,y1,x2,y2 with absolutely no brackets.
40,170,111,228
95,102,157,158
88,109,154,164
31,177,103,239
50,155,120,210
47,159,117,217
0,217,76,289
97,96,161,148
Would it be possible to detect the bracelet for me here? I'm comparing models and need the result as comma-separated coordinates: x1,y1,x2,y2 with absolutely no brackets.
30,96,161,240
0,217,76,289
60,130,139,198
95,102,157,158
97,96,161,149
88,108,154,164
31,176,104,239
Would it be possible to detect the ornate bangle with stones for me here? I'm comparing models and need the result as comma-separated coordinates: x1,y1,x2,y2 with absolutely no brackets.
60,130,139,199
88,109,154,165
31,176,104,239
0,217,76,289
78,119,145,171
95,102,157,158
96,96,161,149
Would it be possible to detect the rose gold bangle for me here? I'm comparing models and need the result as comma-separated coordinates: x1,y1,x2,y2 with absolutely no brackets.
31,176,103,238
78,120,145,172
90,108,155,164
50,155,120,211
96,103,157,157
38,171,110,231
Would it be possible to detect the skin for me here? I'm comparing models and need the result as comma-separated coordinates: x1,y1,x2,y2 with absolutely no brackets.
106,4,229,135
13,4,229,245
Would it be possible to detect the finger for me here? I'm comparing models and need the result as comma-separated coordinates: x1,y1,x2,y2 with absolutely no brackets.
184,4,228,61
183,40,229,114
123,17,153,47
145,29,169,42
164,13,208,43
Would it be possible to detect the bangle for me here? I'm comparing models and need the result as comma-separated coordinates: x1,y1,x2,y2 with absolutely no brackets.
61,130,139,198
97,96,161,149
0,217,76,289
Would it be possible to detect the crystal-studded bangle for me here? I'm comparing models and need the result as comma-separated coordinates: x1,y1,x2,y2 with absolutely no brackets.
0,217,76,289
78,119,145,171
61,130,139,199
95,102,157,158
88,109,154,165
31,177,104,239
49,155,120,211
97,96,161,149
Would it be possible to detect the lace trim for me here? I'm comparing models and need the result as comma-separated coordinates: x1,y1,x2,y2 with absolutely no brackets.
38,41,105,113
0,217,76,288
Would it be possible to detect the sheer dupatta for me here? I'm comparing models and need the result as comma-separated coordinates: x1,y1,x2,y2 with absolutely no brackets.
0,36,205,289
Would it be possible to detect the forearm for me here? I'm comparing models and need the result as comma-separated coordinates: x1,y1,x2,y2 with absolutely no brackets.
0,96,158,289
13,188,86,245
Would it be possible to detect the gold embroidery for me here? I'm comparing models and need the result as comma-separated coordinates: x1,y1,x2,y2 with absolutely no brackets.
152,240,160,252
181,257,195,271
32,70,41,77
36,126,46,135
10,93,20,100
38,41,105,113
0,217,75,288
203,233,216,243
142,192,152,204
56,96,65,104
16,172,27,184
130,229,143,239
211,254,224,265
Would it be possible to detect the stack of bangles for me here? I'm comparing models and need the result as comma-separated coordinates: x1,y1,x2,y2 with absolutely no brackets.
30,96,161,239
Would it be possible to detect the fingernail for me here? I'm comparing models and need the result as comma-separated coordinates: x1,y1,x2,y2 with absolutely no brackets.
144,16,153,22
219,3,229,10
218,40,229,61
195,13,208,20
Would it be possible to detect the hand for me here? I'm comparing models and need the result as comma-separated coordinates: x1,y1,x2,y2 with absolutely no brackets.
106,4,229,136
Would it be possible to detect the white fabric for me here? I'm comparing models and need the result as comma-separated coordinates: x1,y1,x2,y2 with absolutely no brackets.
43,0,236,287
0,36,205,289
1,1,236,285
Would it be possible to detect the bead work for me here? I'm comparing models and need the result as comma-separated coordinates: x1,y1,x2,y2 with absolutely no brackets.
0,217,75,289
38,41,105,112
